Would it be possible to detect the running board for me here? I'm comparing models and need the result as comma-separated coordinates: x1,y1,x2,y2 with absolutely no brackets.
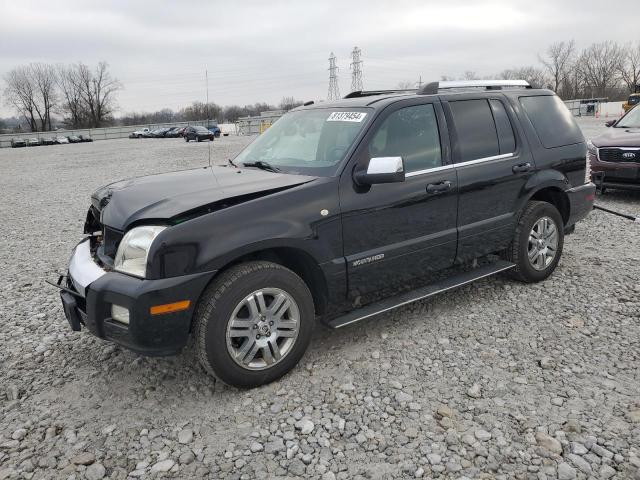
327,260,515,329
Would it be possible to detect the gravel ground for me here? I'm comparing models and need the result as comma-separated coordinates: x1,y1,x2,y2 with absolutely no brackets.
0,123,639,480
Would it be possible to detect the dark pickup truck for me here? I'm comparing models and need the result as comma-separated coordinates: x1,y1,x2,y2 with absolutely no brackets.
54,80,595,387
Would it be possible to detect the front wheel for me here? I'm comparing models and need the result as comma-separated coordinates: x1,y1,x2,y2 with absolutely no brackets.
194,261,314,388
503,201,564,283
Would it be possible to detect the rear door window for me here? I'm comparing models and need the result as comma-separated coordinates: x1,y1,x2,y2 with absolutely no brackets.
449,99,499,162
519,95,583,148
490,99,516,154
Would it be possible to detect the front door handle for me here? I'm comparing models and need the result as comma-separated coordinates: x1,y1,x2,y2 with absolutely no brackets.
512,162,532,173
426,180,452,194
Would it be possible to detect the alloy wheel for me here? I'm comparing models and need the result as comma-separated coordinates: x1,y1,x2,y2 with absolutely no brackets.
226,288,300,370
527,216,559,271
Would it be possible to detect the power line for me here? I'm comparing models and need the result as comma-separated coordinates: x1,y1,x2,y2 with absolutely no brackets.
350,46,364,92
327,52,340,101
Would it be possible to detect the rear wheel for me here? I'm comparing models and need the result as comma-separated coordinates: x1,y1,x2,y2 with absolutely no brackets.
194,261,314,388
503,201,564,283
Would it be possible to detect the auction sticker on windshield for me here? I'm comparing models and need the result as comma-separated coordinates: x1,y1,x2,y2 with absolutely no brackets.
327,112,367,122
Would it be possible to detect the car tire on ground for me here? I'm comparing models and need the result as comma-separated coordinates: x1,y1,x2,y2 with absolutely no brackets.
503,200,564,283
194,261,315,388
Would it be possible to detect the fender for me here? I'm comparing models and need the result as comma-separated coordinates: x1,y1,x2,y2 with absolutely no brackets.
515,168,570,215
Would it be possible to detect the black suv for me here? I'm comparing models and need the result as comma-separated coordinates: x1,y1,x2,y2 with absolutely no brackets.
54,80,595,388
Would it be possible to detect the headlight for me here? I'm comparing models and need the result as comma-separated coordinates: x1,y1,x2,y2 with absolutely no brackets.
586,140,597,155
114,225,166,278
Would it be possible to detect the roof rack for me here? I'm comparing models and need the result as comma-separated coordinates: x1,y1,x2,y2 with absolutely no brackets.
344,89,416,99
418,80,531,95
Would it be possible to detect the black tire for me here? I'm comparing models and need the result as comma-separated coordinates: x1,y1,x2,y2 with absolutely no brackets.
503,201,564,283
194,261,315,388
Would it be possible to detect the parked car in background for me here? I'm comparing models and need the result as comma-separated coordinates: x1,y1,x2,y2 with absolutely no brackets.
11,138,26,148
26,138,41,147
184,126,214,142
165,127,182,138
622,93,640,113
67,135,82,144
208,123,222,138
149,127,172,138
55,136,69,144
129,127,150,139
40,137,56,146
591,105,640,191
79,135,93,142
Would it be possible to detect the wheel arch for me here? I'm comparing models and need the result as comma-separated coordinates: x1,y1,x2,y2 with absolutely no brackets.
201,246,329,318
520,171,571,225
528,186,570,225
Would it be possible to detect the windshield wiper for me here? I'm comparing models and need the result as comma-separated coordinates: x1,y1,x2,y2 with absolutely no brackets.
228,158,237,167
241,161,280,173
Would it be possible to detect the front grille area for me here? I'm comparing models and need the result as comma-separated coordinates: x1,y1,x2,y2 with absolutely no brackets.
599,148,640,163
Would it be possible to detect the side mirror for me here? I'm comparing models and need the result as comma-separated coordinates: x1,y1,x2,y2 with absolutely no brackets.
605,120,616,127
354,157,405,185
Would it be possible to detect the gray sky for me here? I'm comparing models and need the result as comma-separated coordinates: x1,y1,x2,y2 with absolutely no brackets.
1,0,638,117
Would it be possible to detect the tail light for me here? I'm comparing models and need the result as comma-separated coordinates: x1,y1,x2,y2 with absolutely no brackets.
586,141,596,184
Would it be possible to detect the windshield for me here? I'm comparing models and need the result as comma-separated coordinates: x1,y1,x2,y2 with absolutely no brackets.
617,106,640,128
233,108,370,176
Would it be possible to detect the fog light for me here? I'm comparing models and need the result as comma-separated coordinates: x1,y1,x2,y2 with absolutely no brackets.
111,304,130,325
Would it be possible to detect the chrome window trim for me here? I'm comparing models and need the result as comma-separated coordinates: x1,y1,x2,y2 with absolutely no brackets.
455,153,514,168
405,164,454,177
404,152,514,178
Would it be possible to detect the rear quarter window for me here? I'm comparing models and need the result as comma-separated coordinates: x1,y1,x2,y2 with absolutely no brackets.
519,95,583,148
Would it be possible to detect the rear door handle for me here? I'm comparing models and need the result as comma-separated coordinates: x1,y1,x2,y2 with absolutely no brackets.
426,180,452,194
512,162,532,173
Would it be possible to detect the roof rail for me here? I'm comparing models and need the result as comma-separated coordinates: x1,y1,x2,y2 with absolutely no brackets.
418,79,531,95
344,89,416,99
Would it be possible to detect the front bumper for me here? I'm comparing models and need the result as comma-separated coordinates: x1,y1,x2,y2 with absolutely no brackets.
566,182,596,227
591,158,640,190
57,238,216,356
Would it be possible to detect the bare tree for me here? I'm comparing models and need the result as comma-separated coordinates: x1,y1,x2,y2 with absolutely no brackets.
179,101,222,122
3,64,57,132
3,66,37,131
619,42,640,93
461,71,479,80
57,64,85,127
31,63,57,131
498,66,548,88
76,62,121,127
579,41,624,97
539,40,575,93
396,81,415,89
279,96,303,111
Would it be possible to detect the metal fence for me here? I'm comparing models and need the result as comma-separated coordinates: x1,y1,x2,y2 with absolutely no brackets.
564,98,608,117
0,119,234,148
236,113,284,135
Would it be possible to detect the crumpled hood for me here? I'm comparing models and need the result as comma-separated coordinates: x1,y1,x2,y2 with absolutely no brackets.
592,127,640,148
92,166,317,230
